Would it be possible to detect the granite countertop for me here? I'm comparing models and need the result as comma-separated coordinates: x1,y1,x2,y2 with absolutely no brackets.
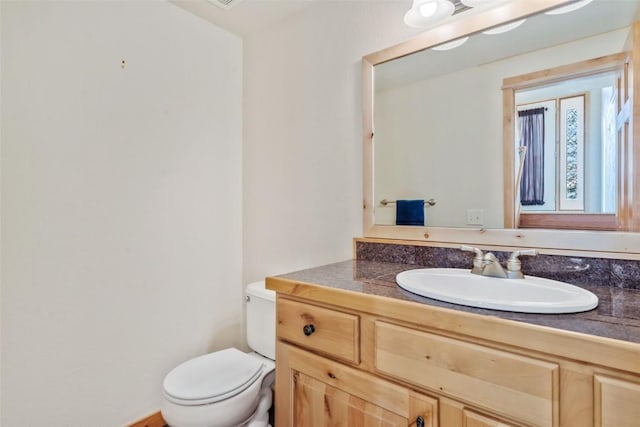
276,259,640,344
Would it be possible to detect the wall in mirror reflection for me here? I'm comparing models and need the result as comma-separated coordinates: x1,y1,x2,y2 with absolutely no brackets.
374,27,629,228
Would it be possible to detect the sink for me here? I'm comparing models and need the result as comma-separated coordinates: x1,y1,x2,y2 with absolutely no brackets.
396,268,598,314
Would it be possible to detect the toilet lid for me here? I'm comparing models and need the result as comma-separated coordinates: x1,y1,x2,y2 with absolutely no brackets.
163,348,265,405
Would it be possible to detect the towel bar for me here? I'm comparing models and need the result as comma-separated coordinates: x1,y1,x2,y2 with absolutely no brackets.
380,198,436,206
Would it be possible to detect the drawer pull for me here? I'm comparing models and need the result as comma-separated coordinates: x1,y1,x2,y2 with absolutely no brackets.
416,416,425,427
303,324,316,336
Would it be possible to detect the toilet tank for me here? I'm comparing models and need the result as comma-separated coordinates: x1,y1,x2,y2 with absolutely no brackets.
246,281,276,360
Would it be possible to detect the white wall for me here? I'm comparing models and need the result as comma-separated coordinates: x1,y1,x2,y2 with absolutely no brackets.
374,27,628,228
0,1,242,425
242,1,420,282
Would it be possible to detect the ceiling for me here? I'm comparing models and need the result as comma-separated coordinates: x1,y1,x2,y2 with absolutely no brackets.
170,0,320,37
169,0,477,37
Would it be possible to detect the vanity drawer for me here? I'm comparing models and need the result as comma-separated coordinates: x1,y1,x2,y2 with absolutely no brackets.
375,321,558,427
277,298,359,364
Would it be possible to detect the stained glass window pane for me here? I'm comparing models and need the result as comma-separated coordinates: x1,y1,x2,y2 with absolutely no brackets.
565,108,578,200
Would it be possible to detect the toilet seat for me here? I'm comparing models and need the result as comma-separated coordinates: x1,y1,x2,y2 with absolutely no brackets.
163,348,265,406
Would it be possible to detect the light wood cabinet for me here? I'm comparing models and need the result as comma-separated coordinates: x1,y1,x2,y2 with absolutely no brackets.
277,297,359,364
462,410,520,427
375,321,558,427
278,342,437,427
293,373,409,426
594,375,640,427
269,283,640,427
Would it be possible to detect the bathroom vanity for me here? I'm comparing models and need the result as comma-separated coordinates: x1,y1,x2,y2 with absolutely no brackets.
309,0,640,424
266,258,640,427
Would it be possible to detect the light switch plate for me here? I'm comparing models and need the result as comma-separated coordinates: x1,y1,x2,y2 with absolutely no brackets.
466,209,484,225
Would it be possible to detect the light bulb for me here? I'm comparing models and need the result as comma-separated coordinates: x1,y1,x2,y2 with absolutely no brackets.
404,0,455,28
419,1,438,17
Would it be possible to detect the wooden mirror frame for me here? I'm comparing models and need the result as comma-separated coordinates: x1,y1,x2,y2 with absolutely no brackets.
362,0,640,259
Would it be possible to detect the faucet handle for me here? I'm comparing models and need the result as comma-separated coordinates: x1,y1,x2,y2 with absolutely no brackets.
460,245,483,256
507,249,538,277
460,245,484,274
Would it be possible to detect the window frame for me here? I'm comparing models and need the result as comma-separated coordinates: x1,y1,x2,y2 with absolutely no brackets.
503,52,631,231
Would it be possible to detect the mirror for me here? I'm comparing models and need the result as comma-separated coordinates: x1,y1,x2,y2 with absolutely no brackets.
372,0,636,228
363,0,640,255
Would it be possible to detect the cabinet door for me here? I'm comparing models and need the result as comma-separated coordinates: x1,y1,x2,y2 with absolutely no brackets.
594,375,640,427
463,409,520,427
294,372,409,426
276,342,437,427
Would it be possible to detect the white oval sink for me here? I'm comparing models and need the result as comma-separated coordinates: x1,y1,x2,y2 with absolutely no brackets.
396,268,598,314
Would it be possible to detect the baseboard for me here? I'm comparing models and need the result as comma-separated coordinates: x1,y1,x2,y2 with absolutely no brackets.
127,410,166,427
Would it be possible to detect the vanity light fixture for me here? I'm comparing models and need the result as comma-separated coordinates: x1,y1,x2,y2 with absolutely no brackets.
404,0,455,28
431,36,470,50
482,18,526,34
545,0,593,15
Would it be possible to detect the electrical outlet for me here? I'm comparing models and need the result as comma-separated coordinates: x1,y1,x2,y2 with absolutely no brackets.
466,209,484,225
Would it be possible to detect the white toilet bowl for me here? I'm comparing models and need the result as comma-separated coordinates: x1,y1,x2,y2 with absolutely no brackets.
161,349,275,427
161,282,276,427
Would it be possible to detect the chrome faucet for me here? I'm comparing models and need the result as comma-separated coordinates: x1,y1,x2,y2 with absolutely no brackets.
505,249,539,278
460,245,484,274
461,246,538,279
482,252,507,278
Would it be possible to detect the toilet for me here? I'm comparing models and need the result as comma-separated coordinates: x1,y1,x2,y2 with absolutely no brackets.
161,281,276,427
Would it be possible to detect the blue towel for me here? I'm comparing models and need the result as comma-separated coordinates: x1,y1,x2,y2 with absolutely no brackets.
396,199,424,226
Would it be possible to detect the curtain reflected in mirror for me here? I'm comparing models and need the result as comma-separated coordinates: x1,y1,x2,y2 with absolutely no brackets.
518,107,545,207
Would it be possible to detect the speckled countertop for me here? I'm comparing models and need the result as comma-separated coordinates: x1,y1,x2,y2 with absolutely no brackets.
275,259,640,344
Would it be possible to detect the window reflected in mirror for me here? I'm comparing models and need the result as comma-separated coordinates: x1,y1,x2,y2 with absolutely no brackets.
505,52,628,231
515,74,617,215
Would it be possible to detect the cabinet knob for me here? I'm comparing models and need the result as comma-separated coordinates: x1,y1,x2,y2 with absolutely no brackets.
416,416,425,427
303,324,316,336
